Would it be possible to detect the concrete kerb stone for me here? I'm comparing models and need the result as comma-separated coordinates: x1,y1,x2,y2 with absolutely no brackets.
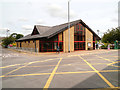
7,48,118,57
7,48,59,56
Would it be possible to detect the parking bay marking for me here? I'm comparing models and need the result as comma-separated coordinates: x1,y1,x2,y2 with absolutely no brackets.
0,64,23,69
0,58,59,77
79,55,115,88
0,58,59,69
95,55,114,63
43,58,62,89
1,70,119,78
23,63,109,68
107,61,120,65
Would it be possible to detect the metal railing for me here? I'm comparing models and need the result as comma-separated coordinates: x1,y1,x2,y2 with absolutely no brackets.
8,47,39,53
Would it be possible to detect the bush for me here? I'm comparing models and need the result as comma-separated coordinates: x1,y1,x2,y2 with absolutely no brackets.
101,45,107,49
2,37,16,48
101,43,108,49
101,43,114,49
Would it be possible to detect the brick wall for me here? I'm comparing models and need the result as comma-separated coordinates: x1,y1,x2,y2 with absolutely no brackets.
63,26,74,52
85,28,93,50
59,33,62,41
16,40,39,52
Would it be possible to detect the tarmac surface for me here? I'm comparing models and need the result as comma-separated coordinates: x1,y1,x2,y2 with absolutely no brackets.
0,47,120,89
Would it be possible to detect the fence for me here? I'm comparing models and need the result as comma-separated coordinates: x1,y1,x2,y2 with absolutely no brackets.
8,47,39,53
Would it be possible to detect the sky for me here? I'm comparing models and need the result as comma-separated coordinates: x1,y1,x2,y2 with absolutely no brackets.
0,0,119,37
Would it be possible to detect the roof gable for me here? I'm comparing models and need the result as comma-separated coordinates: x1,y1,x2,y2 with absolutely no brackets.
31,26,40,35
36,25,51,35
17,19,100,41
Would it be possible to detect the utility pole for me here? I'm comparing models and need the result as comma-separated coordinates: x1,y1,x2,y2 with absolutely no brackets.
68,0,71,53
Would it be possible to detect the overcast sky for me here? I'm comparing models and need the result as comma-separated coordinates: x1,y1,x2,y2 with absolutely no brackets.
0,0,119,37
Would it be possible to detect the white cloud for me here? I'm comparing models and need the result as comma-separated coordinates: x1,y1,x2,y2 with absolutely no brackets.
1,0,118,37
111,18,118,22
36,19,45,24
22,25,33,30
0,28,8,30
70,10,77,18
46,4,77,19
0,28,9,36
18,17,28,22
20,30,32,36
7,21,14,25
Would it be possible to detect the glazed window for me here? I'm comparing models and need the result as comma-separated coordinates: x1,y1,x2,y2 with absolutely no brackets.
39,34,63,52
77,24,79,30
81,26,83,30
33,40,35,43
74,23,85,50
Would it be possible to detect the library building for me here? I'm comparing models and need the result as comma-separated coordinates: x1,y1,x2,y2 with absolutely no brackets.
16,19,100,52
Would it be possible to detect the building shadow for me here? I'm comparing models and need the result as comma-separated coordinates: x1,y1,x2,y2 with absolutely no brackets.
69,63,120,90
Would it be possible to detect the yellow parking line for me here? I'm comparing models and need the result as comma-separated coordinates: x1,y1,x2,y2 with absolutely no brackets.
26,65,56,67
24,63,109,68
1,58,59,77
79,56,115,88
0,64,22,68
43,58,62,89
3,73,51,77
56,70,119,75
56,71,95,74
4,63,30,76
107,61,120,65
1,58,59,69
58,70,119,74
100,70,119,72
109,65,120,68
1,69,119,78
95,55,114,63
27,59,54,64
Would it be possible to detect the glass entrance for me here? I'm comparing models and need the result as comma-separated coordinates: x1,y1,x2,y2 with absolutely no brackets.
74,23,85,50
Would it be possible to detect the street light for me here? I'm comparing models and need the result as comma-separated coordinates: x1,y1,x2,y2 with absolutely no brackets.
68,0,71,53
6,29,10,37
97,30,99,35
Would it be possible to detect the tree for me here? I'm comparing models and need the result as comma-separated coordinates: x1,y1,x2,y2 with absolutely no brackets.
16,34,24,39
1,33,24,48
10,33,17,38
102,27,120,43
2,37,16,48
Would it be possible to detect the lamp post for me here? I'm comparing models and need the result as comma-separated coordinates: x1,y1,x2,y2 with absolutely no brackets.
97,30,99,35
6,29,10,37
68,0,71,53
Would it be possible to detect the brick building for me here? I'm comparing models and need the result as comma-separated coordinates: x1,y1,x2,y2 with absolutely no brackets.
16,19,100,52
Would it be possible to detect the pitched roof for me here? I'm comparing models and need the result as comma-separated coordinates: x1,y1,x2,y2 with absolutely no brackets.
35,25,51,35
17,19,100,41
41,19,80,38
